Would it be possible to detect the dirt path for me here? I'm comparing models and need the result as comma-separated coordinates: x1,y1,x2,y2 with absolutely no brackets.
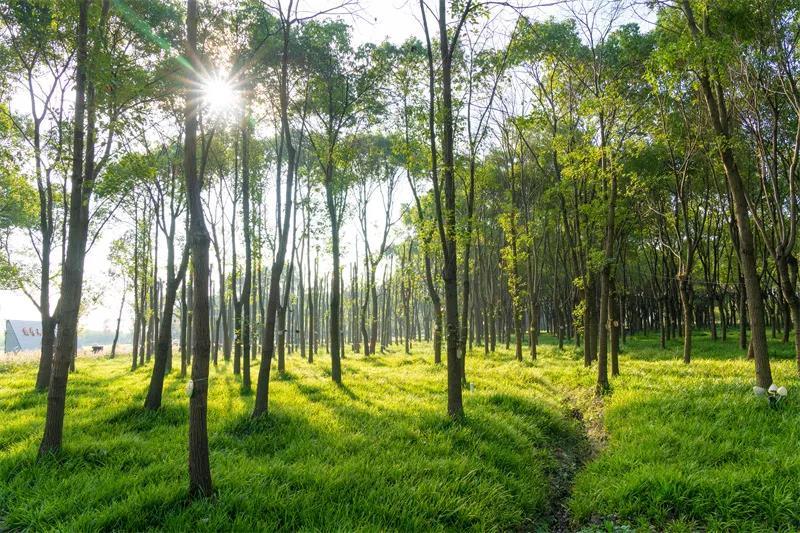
545,397,608,532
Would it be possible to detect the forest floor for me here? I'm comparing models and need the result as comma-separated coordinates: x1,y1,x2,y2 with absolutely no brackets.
1,332,799,531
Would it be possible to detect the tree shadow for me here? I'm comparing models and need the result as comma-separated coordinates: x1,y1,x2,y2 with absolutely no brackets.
1,389,45,411
103,404,186,432
359,357,387,367
214,410,330,459
336,383,358,400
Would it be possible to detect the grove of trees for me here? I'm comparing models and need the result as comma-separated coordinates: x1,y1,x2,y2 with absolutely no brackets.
2,0,800,498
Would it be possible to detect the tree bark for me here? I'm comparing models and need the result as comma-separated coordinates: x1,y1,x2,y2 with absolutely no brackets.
144,245,189,410
324,173,343,384
184,0,212,497
110,292,124,359
240,114,252,391
429,0,464,419
678,276,693,364
39,0,94,456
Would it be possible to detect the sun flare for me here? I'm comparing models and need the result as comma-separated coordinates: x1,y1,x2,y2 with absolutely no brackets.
201,74,239,117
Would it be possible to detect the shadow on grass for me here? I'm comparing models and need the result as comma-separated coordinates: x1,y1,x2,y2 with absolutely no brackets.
360,357,387,367
294,383,325,403
337,383,358,400
275,371,297,381
2,389,46,411
214,410,330,458
104,404,187,431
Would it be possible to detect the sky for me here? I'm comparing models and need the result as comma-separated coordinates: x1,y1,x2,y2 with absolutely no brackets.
1,0,655,337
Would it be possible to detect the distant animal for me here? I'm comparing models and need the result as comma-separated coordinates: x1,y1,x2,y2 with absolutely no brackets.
91,345,104,354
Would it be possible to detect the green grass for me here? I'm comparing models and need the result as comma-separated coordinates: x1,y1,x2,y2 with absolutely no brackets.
2,331,799,531
554,332,800,532
0,346,585,531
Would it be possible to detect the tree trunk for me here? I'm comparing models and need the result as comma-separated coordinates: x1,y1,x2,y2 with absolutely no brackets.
184,0,212,497
360,261,370,355
437,0,462,418
241,115,252,392
610,279,620,376
110,291,125,359
36,315,57,390
370,274,378,354
180,276,188,378
678,277,692,364
325,181,343,384
680,0,772,387
144,245,188,410
39,0,95,456
252,17,299,416
596,164,616,395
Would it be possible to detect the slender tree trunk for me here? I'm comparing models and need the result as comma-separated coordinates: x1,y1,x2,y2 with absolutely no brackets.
252,17,298,416
370,273,378,354
184,0,212,497
583,281,593,366
132,207,141,371
678,276,693,364
360,260,370,355
36,315,56,389
241,114,252,392
436,0,462,419
180,276,188,378
680,1,772,388
596,166,616,395
325,178,342,384
144,245,188,410
610,279,620,376
110,291,125,359
39,0,97,455
308,247,315,362
459,159,477,382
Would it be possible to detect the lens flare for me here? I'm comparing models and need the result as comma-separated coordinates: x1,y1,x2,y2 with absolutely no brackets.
201,74,239,117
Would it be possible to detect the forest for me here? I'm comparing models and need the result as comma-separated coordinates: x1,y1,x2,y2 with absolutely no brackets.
2,0,800,530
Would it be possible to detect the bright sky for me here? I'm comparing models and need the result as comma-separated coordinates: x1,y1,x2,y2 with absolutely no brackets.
1,0,654,336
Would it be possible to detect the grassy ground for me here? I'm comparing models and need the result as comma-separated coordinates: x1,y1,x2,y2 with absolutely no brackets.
0,345,585,531
554,332,800,532
1,331,799,531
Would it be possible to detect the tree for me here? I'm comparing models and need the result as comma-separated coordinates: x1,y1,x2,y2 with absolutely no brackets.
664,0,774,387
184,0,212,497
389,38,444,364
305,20,386,385
39,0,102,456
0,0,72,391
144,147,190,410
252,1,304,417
353,134,399,355
419,0,475,419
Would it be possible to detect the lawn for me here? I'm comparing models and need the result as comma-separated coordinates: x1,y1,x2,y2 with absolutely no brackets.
558,332,800,532
1,332,799,531
0,345,585,531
